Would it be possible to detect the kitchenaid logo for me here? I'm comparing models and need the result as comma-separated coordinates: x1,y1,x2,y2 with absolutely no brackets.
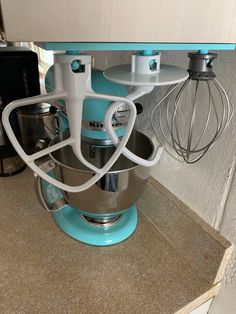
89,121,123,129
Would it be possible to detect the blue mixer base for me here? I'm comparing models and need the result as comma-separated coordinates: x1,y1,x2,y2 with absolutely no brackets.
41,176,138,246
52,205,138,246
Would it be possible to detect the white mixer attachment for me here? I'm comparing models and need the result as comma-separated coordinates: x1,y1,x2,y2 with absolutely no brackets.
2,52,169,192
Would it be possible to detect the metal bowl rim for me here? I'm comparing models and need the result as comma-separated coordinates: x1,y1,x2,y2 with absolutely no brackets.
49,130,154,174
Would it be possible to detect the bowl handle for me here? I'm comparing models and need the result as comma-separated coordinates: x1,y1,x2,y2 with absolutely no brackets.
34,160,67,212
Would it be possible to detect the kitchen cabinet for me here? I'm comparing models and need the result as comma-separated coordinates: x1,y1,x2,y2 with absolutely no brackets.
1,0,236,43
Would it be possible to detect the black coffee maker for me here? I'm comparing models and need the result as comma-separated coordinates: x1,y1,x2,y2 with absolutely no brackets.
0,47,40,176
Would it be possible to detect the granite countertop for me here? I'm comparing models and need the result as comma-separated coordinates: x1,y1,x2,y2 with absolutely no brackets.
0,168,231,314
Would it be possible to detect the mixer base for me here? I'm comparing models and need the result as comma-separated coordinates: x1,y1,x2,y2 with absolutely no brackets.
38,175,138,246
52,205,138,246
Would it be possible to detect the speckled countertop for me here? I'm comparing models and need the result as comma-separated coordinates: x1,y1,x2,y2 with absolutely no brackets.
0,168,231,314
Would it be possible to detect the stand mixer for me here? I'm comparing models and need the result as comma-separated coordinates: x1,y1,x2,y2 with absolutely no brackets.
2,44,234,246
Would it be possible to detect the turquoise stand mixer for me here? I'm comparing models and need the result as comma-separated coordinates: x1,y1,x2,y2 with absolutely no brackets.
39,61,153,246
2,43,234,245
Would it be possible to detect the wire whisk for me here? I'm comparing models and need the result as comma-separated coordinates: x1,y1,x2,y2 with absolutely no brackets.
151,52,234,163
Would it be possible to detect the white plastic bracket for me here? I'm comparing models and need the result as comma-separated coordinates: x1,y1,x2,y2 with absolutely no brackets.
131,52,161,75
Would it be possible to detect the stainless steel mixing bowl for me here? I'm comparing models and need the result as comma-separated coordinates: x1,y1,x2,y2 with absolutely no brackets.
49,130,154,214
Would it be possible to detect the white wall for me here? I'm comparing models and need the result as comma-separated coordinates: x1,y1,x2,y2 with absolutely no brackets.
93,50,236,313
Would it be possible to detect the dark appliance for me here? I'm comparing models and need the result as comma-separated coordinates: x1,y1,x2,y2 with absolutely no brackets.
0,47,40,176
